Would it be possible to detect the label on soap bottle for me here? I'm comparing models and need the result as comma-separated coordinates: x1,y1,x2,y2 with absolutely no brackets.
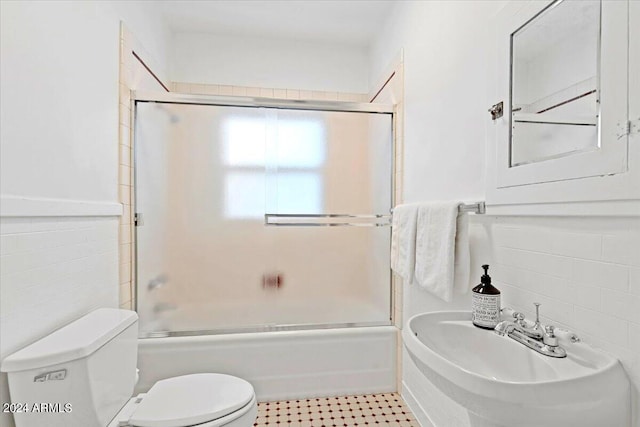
472,293,501,328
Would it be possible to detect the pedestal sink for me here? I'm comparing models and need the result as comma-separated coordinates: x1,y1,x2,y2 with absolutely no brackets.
403,311,630,427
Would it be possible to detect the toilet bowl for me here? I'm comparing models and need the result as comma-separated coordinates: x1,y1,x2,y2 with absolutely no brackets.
1,309,257,427
110,374,258,427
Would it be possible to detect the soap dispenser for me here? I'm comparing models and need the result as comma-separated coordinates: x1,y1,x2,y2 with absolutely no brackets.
471,264,501,329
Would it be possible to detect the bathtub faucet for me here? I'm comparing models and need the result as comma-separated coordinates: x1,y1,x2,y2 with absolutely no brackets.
147,274,169,291
494,304,566,358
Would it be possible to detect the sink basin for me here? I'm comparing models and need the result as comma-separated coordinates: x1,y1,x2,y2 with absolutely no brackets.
403,311,630,427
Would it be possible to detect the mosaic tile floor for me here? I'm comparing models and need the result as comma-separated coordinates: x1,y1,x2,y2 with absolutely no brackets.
253,393,420,426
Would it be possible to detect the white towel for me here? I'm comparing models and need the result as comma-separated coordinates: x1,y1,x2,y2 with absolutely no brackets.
413,201,470,302
390,203,419,284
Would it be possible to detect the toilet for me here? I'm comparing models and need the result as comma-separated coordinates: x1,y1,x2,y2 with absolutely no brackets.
1,308,257,427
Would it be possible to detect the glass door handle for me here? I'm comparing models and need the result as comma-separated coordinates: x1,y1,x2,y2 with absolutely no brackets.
264,213,392,227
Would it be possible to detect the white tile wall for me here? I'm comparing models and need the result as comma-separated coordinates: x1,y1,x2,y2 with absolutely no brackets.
0,216,119,427
403,215,640,427
492,216,640,424
0,216,119,358
491,216,639,353
171,81,369,103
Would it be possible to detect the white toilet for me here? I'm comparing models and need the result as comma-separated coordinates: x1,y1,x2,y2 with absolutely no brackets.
1,308,258,427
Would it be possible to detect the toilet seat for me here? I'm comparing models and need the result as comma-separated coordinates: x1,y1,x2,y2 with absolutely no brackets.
126,373,255,427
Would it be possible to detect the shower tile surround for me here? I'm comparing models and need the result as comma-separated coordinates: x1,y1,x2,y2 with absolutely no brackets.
171,81,369,102
368,55,405,395
118,26,135,310
253,393,419,426
117,26,370,310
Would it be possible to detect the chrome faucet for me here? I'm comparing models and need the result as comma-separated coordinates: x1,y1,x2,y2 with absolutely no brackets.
495,303,567,358
499,310,544,340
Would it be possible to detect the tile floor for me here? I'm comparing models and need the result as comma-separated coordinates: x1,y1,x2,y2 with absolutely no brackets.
253,393,420,426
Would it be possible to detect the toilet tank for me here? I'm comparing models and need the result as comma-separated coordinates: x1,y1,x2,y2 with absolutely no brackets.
1,308,138,427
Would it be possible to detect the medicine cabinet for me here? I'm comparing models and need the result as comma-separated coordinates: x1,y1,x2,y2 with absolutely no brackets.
487,0,638,210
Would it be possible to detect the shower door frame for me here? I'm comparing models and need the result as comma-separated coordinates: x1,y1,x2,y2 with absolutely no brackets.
131,91,397,337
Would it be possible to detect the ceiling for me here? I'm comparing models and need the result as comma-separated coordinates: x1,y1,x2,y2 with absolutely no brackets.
159,0,396,46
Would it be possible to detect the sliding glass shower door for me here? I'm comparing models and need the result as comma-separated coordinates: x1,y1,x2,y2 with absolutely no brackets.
134,97,393,336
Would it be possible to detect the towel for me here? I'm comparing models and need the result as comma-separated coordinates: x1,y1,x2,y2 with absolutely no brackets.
413,201,470,302
390,203,420,284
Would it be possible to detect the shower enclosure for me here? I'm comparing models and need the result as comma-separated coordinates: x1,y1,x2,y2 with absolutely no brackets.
133,92,394,337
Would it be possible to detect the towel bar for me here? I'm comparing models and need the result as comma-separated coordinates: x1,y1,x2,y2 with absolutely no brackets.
264,213,391,227
458,202,486,214
264,202,485,227
390,202,486,215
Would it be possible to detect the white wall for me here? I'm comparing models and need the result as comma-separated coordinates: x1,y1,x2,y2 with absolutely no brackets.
0,1,170,205
110,1,172,83
171,32,369,93
370,1,639,426
370,1,500,205
0,2,170,426
0,1,119,203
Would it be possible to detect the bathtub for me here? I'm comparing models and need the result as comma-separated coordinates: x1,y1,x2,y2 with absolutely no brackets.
136,326,397,401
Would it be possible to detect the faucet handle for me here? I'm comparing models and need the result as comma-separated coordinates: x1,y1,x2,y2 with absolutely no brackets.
512,312,526,327
543,325,559,347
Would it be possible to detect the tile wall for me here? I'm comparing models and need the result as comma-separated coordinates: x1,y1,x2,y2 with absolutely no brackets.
369,57,405,394
0,216,119,357
118,26,135,310
0,215,119,427
401,214,640,426
171,82,368,102
491,215,640,389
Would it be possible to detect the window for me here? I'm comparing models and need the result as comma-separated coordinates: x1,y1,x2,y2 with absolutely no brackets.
222,115,325,219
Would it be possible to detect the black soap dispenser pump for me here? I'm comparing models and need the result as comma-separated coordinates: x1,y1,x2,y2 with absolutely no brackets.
471,264,501,329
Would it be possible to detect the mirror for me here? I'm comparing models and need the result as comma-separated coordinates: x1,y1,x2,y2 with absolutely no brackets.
510,0,601,167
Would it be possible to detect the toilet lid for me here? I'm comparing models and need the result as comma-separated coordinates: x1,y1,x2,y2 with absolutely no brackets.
129,373,254,427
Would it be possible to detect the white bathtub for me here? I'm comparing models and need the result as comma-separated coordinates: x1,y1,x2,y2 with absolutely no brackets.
136,326,397,401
